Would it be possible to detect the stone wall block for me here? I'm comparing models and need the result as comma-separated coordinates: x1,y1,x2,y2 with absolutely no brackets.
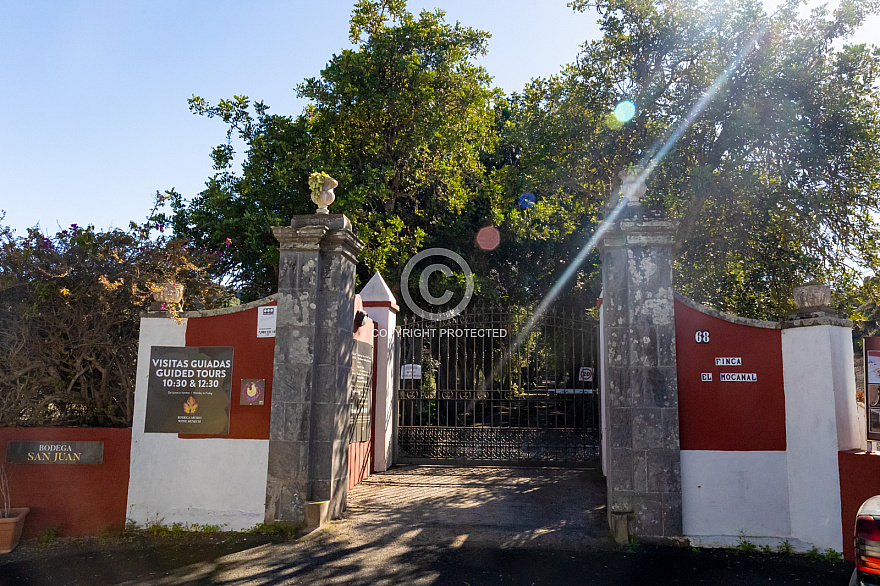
630,319,658,367
634,450,649,492
606,329,627,367
284,402,310,442
661,407,681,449
274,326,314,367
663,492,684,536
308,439,332,478
632,408,664,449
309,479,332,503
309,401,337,443
607,368,632,409
609,448,634,492
657,325,676,367
633,493,664,535
633,367,677,409
609,408,633,446
647,450,681,493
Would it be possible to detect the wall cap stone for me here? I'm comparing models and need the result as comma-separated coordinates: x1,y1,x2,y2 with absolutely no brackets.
674,293,853,330
180,293,281,319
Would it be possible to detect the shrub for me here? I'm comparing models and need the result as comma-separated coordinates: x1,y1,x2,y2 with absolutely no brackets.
0,196,231,426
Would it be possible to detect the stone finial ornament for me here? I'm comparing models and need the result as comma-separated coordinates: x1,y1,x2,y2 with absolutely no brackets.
308,172,338,214
619,167,647,206
793,283,831,309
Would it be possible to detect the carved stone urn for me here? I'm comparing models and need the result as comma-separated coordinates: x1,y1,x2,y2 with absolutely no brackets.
793,283,831,310
311,176,338,214
150,282,184,311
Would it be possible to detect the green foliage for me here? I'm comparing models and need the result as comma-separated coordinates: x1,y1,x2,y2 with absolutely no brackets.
37,526,60,545
805,546,822,559
171,0,880,319
735,531,758,553
561,0,880,319
175,1,499,303
777,539,794,555
249,521,302,539
822,548,843,563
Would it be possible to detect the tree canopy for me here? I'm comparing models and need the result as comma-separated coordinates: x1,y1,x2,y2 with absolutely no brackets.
170,0,880,320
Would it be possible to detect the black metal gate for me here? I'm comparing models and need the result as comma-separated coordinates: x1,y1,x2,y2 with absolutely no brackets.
396,307,600,465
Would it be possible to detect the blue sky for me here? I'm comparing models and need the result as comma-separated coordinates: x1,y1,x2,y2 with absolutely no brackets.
0,1,876,236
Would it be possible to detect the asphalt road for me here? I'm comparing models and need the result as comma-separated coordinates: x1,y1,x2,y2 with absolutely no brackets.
0,465,855,585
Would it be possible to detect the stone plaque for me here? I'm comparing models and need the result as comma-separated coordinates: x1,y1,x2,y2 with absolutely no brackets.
145,346,234,434
350,340,373,443
6,441,104,464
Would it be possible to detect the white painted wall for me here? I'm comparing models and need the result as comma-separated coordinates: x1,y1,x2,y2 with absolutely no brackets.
126,316,270,531
681,450,790,543
782,325,850,551
360,273,399,472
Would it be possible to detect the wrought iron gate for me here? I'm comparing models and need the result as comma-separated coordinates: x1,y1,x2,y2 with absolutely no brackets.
396,307,600,465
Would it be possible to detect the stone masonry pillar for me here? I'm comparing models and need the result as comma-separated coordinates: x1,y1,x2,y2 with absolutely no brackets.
265,214,363,526
600,211,682,541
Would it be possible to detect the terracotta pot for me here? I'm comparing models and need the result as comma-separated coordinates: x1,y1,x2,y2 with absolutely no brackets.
0,507,29,554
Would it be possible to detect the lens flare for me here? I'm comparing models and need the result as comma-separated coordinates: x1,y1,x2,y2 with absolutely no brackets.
476,25,768,392
476,226,501,251
518,192,536,209
614,100,637,123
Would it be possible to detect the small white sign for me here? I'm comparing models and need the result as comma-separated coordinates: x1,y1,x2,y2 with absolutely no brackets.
720,373,757,382
715,357,742,366
401,364,422,380
578,367,594,382
701,373,712,381
257,306,277,338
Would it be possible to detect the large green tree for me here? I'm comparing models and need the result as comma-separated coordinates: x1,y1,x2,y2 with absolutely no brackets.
172,0,499,302
541,0,880,319
172,0,880,320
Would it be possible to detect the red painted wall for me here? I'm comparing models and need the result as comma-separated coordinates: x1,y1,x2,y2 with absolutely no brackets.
839,450,880,562
181,302,276,440
0,427,131,539
675,299,786,451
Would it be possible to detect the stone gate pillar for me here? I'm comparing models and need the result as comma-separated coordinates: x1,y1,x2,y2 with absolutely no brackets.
265,213,363,527
600,204,682,541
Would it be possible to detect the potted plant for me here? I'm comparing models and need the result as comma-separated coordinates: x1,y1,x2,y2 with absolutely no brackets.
0,464,29,554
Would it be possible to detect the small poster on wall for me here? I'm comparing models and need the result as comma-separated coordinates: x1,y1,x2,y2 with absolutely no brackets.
240,379,265,405
145,346,234,434
865,339,880,441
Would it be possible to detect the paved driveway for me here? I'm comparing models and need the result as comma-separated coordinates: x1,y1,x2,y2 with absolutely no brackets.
122,464,611,585
118,465,852,585
342,464,610,550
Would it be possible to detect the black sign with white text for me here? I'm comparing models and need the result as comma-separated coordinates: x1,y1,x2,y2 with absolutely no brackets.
145,346,234,434
6,441,104,464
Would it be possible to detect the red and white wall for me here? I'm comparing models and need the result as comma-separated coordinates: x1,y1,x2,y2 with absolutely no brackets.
672,295,861,552
127,296,278,531
127,288,387,531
